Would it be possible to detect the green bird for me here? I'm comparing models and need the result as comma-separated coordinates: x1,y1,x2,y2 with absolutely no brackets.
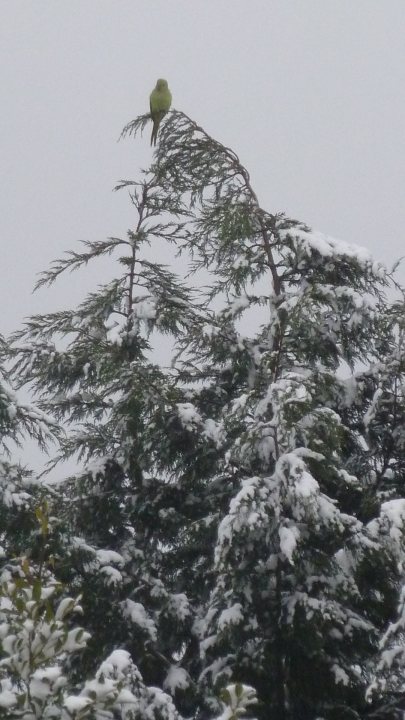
149,78,172,146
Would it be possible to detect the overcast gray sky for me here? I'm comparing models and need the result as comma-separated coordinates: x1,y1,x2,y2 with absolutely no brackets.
1,0,404,333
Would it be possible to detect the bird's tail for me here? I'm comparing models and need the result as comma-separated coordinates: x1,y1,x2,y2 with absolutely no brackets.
150,118,159,146
150,111,165,146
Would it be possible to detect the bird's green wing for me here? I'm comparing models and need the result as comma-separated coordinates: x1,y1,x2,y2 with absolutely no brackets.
149,84,172,145
161,88,172,112
149,88,159,115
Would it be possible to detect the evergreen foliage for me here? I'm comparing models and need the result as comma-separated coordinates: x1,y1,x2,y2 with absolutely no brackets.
0,537,181,719
1,110,405,720
0,335,58,560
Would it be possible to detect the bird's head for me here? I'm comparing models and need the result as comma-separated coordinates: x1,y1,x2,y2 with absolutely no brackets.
156,78,169,90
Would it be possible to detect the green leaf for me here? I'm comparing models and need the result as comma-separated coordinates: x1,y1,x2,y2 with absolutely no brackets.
15,596,25,613
33,578,42,602
17,692,26,707
45,602,54,622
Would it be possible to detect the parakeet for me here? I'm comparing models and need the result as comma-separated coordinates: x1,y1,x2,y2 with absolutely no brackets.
149,78,172,146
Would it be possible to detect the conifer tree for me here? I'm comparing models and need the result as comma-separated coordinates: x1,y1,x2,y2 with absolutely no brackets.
6,110,405,720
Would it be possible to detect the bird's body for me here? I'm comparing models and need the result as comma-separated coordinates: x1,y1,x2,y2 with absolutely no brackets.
149,78,172,146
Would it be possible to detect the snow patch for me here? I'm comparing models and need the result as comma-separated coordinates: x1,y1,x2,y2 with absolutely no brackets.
279,525,299,563
163,666,189,693
218,604,244,630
